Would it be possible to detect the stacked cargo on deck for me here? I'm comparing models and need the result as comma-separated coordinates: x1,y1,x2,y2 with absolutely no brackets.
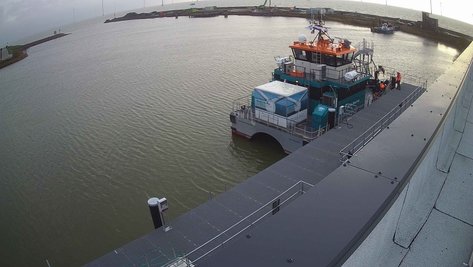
251,81,308,128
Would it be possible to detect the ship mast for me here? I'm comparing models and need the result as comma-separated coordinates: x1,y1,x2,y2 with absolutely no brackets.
308,9,333,43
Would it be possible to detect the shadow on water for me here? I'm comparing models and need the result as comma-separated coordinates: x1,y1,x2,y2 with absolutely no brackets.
230,133,286,160
250,132,285,152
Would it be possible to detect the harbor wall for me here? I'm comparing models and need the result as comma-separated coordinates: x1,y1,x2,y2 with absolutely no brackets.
105,7,472,52
0,33,68,70
342,41,473,266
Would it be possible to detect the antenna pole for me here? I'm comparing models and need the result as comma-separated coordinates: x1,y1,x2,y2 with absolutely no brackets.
430,0,432,14
102,0,104,16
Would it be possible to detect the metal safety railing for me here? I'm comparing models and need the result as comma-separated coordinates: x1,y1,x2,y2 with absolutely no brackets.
278,64,370,85
354,38,374,55
293,123,329,140
161,180,314,267
339,78,427,162
231,96,326,141
132,248,190,267
337,102,363,128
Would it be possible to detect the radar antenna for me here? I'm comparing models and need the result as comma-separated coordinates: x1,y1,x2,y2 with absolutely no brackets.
307,8,333,43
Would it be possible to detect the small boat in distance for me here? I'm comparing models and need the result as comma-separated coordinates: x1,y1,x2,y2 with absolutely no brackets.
371,23,395,34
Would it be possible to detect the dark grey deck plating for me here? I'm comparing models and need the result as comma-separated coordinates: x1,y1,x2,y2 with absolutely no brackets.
198,166,399,267
86,85,420,266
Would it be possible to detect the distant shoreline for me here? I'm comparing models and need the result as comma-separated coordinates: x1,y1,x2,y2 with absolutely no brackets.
105,6,472,52
0,33,69,70
2,7,471,71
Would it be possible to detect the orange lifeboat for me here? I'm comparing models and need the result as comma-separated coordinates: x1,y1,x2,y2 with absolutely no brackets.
289,70,305,78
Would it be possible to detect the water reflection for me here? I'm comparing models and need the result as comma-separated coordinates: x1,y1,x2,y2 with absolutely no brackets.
437,43,459,56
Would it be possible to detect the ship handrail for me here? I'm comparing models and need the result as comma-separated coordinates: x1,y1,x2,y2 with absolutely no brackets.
354,38,374,55
162,180,315,266
280,67,371,85
377,66,425,86
251,111,325,140
231,95,252,112
339,77,427,162
277,61,371,85
232,96,325,140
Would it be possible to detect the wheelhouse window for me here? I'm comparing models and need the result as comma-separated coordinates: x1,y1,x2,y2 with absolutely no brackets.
336,55,345,66
293,49,354,66
347,52,354,62
311,52,320,63
293,49,308,61
321,54,335,66
335,53,354,66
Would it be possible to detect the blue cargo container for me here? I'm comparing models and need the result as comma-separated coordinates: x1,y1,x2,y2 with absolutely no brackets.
251,81,308,117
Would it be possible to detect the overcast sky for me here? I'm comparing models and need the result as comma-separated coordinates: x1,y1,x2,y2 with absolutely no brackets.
0,0,170,45
1,0,472,46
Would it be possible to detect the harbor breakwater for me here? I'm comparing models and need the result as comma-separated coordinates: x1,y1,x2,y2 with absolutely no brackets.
0,33,68,70
105,6,472,52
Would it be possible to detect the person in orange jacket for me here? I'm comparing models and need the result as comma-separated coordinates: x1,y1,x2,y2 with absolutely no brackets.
396,72,401,90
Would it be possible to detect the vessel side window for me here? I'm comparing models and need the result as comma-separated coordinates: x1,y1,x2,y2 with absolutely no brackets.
305,51,312,62
336,54,352,66
347,53,354,63
293,49,307,61
322,54,336,66
311,52,319,63
336,54,343,66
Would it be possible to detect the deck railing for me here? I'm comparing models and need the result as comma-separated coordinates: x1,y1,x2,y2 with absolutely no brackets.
161,180,314,267
278,65,370,85
231,96,326,141
339,78,427,162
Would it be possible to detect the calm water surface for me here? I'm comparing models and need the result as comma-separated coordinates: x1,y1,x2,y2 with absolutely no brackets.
0,14,459,266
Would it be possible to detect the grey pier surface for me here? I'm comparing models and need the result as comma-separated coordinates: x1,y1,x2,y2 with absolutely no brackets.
86,84,421,266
